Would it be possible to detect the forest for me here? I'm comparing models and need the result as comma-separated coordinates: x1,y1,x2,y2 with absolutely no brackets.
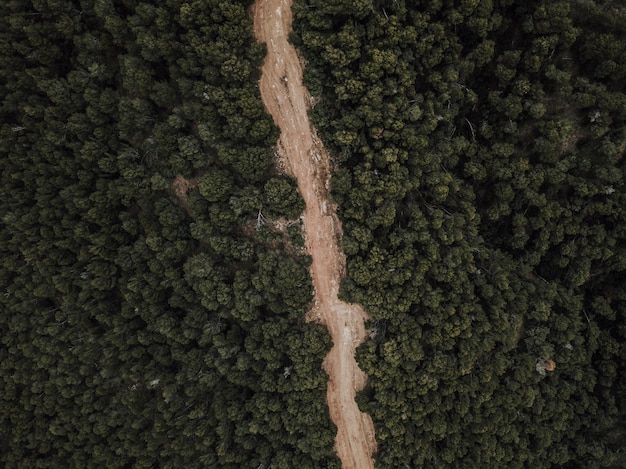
292,0,626,467
1,0,625,468
1,0,337,467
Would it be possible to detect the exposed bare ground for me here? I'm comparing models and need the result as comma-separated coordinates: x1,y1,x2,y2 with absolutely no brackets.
252,0,377,467
170,174,200,214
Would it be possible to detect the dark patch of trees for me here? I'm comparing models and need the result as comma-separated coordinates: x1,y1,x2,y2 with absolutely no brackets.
292,0,626,467
0,1,338,467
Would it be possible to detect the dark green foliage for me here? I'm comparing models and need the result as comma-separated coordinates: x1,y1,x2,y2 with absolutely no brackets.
0,0,337,467
263,176,305,219
292,0,626,467
3,0,626,467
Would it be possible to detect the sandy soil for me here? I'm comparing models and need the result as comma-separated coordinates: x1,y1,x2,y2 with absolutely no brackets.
252,0,377,467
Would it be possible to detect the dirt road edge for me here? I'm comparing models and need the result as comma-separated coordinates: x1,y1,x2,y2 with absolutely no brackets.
252,0,377,467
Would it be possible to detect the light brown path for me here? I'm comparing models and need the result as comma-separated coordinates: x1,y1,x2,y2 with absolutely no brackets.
252,0,377,467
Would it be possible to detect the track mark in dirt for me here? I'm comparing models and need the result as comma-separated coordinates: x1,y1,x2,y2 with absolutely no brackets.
253,0,377,467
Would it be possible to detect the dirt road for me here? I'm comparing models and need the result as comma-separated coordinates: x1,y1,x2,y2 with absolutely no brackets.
252,0,377,467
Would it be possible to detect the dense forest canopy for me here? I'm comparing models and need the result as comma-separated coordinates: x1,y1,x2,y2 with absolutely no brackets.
292,0,626,467
1,0,625,468
1,1,337,467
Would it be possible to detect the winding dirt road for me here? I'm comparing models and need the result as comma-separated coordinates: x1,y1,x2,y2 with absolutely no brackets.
252,0,377,467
